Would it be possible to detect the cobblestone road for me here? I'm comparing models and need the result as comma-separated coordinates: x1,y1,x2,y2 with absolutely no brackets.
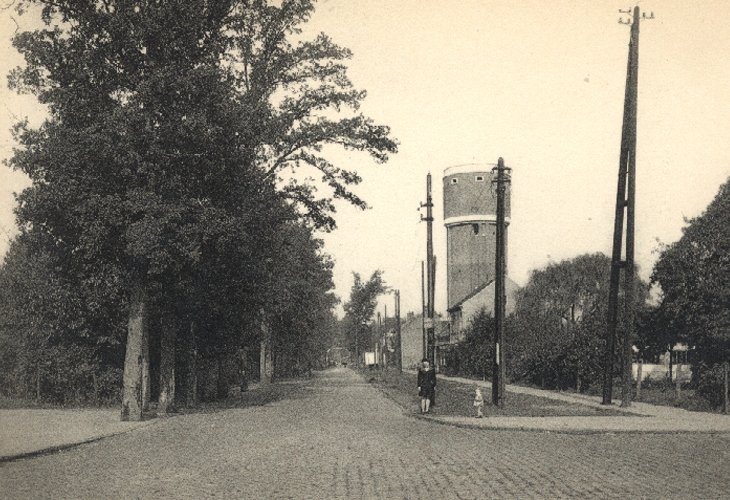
2,368,729,499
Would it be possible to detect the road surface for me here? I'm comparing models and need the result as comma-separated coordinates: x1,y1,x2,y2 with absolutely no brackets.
1,367,728,499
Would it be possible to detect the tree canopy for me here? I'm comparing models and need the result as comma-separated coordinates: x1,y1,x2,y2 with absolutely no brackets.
3,0,396,410
651,177,730,368
342,270,387,363
510,253,648,391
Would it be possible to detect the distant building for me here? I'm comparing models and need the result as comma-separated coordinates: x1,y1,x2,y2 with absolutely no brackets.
400,312,449,369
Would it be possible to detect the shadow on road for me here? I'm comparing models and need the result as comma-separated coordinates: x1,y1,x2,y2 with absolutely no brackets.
166,376,313,417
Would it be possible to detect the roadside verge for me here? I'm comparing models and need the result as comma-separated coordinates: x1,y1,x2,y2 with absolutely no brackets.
0,409,153,462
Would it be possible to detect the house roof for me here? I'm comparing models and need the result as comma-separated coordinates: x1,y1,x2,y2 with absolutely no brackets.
447,280,494,313
447,277,520,313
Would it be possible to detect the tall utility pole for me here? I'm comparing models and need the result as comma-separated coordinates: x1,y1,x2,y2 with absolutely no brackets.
394,290,402,372
420,174,436,366
376,311,381,366
421,261,426,360
354,327,359,368
383,305,388,368
602,6,652,407
492,157,510,407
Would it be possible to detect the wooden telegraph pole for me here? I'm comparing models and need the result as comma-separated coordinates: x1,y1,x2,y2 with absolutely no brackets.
394,290,402,372
421,174,436,366
492,158,510,407
421,260,426,360
602,7,653,407
383,305,388,368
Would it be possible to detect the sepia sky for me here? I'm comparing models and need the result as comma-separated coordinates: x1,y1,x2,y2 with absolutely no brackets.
1,1,730,318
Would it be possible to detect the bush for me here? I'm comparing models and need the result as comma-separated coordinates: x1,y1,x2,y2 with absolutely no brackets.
443,310,495,379
695,363,729,409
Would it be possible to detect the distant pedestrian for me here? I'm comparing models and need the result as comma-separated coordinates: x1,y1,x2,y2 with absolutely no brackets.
417,358,436,414
473,385,484,418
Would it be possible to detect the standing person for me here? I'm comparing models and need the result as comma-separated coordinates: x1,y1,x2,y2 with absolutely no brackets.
417,359,436,414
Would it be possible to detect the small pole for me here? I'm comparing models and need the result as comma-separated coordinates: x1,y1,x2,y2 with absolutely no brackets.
376,311,382,366
722,361,730,414
382,306,388,368
636,358,643,400
675,362,682,400
395,290,402,372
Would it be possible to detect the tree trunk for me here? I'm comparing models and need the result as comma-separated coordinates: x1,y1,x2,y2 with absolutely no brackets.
185,321,198,407
216,355,227,399
722,362,730,414
636,359,643,399
121,283,148,421
239,348,248,391
260,319,273,384
92,372,99,406
158,316,176,414
35,365,41,403
142,326,150,411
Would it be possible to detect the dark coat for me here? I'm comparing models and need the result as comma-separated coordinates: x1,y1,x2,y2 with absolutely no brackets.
417,368,436,398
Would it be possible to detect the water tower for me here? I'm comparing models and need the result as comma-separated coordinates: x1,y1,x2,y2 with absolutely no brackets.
443,164,511,310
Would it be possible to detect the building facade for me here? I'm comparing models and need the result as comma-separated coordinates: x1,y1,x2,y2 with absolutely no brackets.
400,312,449,370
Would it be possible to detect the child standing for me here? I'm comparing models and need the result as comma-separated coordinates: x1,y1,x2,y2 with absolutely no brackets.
473,385,484,418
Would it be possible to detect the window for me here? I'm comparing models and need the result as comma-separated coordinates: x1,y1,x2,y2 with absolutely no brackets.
475,175,485,182
451,178,458,184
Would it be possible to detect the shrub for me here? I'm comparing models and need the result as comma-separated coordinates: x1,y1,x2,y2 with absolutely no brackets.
695,362,729,409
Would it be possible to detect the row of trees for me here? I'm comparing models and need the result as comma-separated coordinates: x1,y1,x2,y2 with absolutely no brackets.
445,176,729,408
1,0,396,418
341,270,387,365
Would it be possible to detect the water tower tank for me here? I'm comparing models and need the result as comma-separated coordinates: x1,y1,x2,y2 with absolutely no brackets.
443,164,511,310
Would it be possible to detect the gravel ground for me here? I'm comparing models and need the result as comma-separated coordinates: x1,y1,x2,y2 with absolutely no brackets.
1,367,728,499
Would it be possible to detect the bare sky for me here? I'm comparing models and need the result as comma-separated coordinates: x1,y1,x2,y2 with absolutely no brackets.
2,1,729,318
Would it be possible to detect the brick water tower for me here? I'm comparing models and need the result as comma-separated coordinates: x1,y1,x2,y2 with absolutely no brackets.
443,164,511,310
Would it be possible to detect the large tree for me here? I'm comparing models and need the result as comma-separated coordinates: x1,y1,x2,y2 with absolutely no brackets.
8,0,396,419
511,253,648,391
651,177,730,376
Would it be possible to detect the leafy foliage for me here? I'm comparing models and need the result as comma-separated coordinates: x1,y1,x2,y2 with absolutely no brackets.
2,0,395,404
651,177,730,405
443,310,495,379
509,253,647,391
266,223,339,377
0,236,125,404
342,270,387,361
227,0,398,230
